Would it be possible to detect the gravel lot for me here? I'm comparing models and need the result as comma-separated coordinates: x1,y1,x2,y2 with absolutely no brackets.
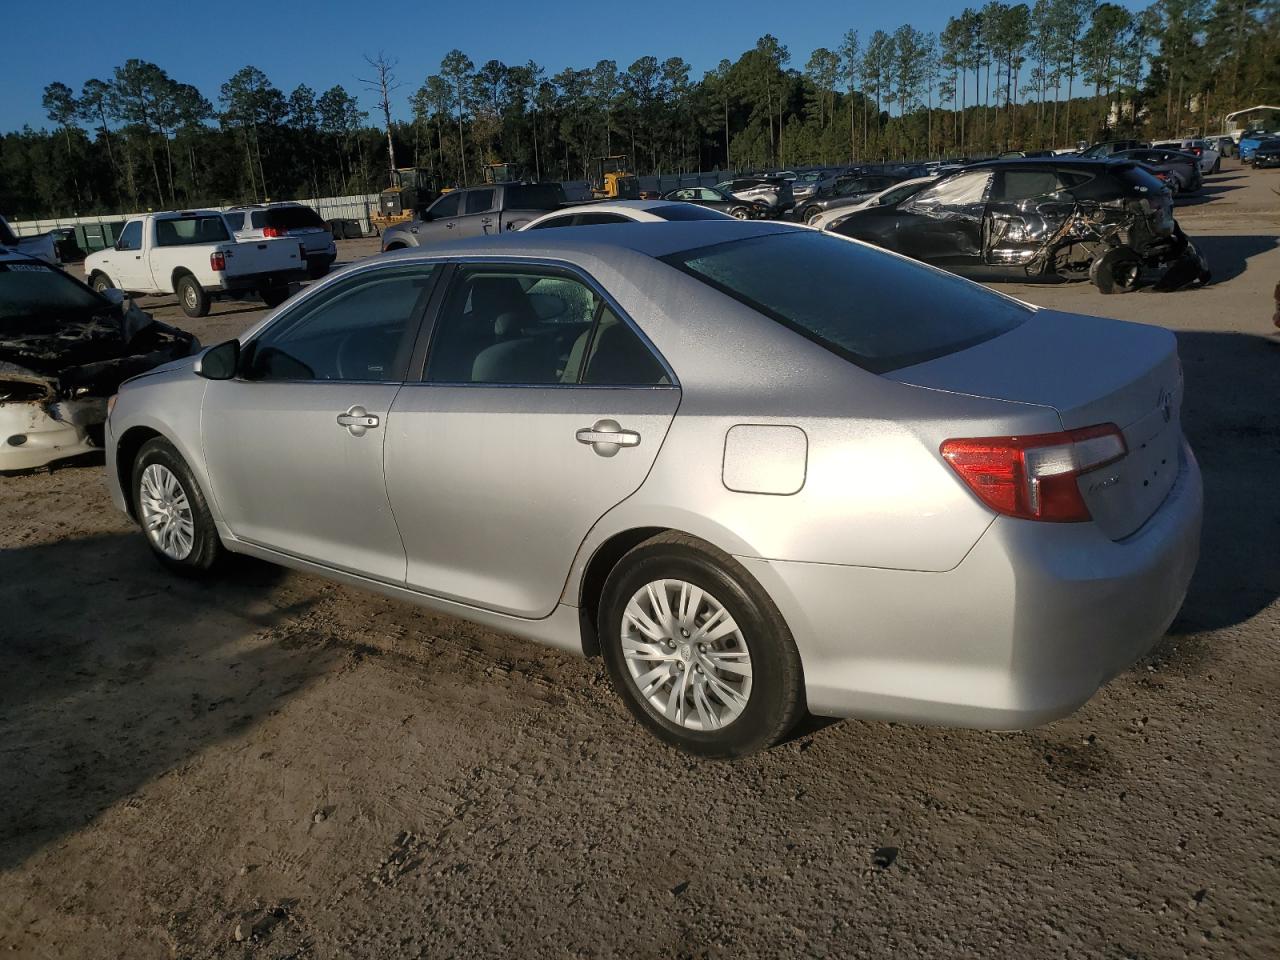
2,162,1277,959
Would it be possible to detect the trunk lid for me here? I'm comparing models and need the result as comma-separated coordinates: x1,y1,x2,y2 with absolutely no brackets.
890,309,1183,540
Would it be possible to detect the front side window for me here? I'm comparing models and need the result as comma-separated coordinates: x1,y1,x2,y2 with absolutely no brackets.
663,231,1028,374
116,221,143,251
528,215,576,230
242,265,436,382
429,193,462,219
424,266,668,386
907,171,993,214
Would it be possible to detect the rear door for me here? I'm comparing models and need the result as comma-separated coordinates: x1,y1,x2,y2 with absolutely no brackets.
983,168,1080,269
384,262,680,618
457,188,497,237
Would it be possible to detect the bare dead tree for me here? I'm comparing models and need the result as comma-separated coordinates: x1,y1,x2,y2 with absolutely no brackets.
359,53,401,184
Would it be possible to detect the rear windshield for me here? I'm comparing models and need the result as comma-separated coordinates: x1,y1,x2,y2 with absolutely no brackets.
648,204,731,221
155,216,229,246
506,184,567,210
662,231,1029,374
265,205,326,230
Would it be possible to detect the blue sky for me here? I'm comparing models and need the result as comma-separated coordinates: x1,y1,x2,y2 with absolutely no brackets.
5,0,1149,132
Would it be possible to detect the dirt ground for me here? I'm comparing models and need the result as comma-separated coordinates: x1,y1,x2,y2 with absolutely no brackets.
2,162,1277,960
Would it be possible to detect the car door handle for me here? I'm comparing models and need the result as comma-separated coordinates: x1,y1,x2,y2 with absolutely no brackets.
337,405,379,436
576,420,640,457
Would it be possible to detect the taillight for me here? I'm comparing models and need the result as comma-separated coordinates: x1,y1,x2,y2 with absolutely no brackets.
940,424,1127,522
1192,147,1202,156
210,251,226,271
263,226,283,237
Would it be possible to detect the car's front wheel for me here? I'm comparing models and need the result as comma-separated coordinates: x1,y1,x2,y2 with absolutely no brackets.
132,437,222,576
599,532,805,758
803,206,823,226
729,206,750,220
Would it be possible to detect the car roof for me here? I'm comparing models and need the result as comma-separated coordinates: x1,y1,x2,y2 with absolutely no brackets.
389,220,799,262
966,157,1132,171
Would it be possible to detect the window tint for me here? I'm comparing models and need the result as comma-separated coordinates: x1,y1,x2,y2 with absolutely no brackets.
649,204,732,221
573,212,630,225
663,231,1028,374
505,183,568,210
222,211,245,230
465,189,494,215
424,267,668,387
996,170,1071,201
907,171,992,211
265,205,326,230
242,266,435,382
425,268,601,384
429,192,461,219
250,211,267,228
116,221,143,251
582,309,669,385
528,215,576,230
154,216,230,246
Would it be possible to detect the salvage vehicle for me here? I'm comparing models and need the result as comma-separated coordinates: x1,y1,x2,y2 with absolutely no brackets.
0,250,197,471
380,182,569,251
522,200,734,230
105,222,1201,757
1246,138,1280,168
830,158,1209,294
84,211,309,319
1151,138,1221,174
1,215,61,264
660,186,760,219
796,173,906,225
809,176,938,231
223,203,338,279
1111,148,1202,194
713,177,795,218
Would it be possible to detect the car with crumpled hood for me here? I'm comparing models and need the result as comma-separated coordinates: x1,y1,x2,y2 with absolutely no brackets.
830,158,1209,294
0,249,198,471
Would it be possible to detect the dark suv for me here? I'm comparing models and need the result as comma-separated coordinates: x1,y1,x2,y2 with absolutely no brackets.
830,158,1208,293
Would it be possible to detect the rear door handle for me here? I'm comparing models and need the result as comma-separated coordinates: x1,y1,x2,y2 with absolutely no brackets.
576,419,640,457
337,405,379,436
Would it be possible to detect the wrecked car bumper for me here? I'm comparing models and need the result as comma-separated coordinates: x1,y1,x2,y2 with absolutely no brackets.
0,395,104,471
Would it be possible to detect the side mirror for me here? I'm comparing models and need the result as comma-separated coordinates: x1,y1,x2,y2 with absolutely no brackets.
194,339,240,380
100,288,126,306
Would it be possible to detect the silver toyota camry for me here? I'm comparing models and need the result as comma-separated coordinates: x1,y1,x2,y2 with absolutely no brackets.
104,222,1202,757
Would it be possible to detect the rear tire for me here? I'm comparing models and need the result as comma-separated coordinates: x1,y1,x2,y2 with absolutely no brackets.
1092,247,1142,294
132,437,222,577
599,532,805,758
176,274,210,318
260,285,291,308
803,206,822,225
729,206,750,220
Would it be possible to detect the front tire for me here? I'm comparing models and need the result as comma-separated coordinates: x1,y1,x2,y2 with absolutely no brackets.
803,206,822,226
132,437,222,576
729,206,750,220
176,274,210,318
599,532,805,758
90,273,114,294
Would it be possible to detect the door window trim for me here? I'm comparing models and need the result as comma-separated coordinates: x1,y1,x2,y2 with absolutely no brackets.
409,256,679,389
234,260,443,385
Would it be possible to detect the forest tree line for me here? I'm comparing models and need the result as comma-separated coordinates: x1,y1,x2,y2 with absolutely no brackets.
2,0,1276,219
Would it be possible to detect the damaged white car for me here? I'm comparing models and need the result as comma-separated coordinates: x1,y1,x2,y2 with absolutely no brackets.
0,250,199,472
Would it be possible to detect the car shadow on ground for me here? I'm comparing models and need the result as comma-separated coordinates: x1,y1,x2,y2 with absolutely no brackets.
1192,234,1280,283
0,534,332,870
1169,330,1280,636
1176,182,1244,206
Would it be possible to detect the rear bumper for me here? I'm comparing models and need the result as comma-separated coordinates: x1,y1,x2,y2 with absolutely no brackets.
211,267,308,293
740,439,1203,728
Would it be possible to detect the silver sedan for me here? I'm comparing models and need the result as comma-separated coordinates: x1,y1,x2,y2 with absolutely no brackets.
104,222,1202,757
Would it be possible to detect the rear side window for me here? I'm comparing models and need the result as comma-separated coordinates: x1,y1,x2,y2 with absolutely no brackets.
572,212,630,225
663,231,1029,374
648,204,731,221
154,216,229,246
465,190,494,215
994,170,1084,201
265,206,326,230
505,184,567,210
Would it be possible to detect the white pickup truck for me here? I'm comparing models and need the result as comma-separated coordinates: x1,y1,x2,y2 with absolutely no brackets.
84,210,308,318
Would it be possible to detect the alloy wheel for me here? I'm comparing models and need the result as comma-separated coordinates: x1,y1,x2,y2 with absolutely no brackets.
139,463,196,560
620,579,753,731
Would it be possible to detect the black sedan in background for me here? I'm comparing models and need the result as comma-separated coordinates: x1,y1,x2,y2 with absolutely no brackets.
795,174,904,225
1248,138,1280,168
1111,148,1202,194
829,158,1208,294
661,186,761,219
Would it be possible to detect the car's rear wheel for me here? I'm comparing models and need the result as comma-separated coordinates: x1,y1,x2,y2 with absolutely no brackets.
803,206,822,225
132,437,222,576
260,284,291,308
1212,158,1221,173
176,274,210,318
729,206,750,220
1092,246,1142,294
599,532,804,758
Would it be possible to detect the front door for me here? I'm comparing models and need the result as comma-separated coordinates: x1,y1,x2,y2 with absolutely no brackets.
104,220,151,292
895,169,993,269
384,263,680,618
201,263,439,581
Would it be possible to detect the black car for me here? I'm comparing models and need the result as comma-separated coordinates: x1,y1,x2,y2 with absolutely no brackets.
661,186,760,219
1111,148,1202,194
795,174,904,225
1078,139,1149,158
830,158,1209,294
1248,138,1280,168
